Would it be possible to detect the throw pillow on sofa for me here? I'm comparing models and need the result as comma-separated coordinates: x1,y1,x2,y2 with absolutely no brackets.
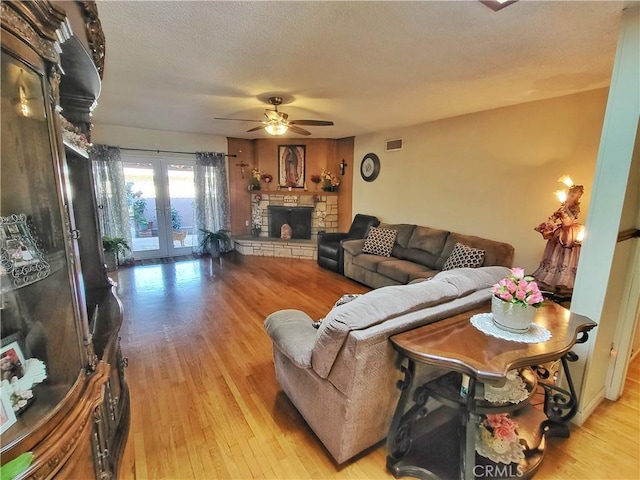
362,227,398,257
442,242,485,270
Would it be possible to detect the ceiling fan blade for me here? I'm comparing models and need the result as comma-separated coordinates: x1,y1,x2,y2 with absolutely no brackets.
215,117,262,123
289,120,334,126
288,125,311,136
247,124,267,133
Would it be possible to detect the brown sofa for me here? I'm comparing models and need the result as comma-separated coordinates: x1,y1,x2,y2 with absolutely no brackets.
343,223,515,289
264,266,513,463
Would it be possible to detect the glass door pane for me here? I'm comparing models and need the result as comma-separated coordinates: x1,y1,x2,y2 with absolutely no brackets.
123,158,196,260
124,162,165,258
166,162,196,255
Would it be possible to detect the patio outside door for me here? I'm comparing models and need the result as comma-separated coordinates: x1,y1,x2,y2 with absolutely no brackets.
123,157,196,259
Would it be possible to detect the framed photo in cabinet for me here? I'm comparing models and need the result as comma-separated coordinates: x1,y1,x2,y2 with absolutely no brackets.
0,339,26,383
0,391,17,434
1,213,51,294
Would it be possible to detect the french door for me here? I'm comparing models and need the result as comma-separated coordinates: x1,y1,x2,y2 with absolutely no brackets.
123,156,196,259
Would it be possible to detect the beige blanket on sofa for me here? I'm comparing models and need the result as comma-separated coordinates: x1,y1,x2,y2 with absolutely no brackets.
312,266,508,378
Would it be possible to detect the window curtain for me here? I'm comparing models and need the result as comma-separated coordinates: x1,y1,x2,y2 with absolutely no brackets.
89,144,134,263
194,152,231,254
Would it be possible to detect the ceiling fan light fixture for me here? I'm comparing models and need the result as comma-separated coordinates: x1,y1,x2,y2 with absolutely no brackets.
265,121,288,136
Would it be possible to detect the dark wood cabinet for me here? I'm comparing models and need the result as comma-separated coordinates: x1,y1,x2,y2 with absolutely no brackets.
1,2,129,478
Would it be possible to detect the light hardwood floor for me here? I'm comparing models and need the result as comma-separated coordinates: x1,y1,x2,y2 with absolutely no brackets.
113,255,639,480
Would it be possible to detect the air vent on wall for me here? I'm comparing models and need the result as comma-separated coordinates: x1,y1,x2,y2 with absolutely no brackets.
385,138,403,152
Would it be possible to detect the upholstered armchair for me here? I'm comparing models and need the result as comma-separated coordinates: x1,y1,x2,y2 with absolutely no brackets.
317,214,379,273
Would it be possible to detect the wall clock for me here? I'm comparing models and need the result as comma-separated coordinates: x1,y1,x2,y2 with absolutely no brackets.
360,153,380,182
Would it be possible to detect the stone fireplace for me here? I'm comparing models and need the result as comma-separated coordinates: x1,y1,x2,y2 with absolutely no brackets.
252,193,338,240
234,193,339,259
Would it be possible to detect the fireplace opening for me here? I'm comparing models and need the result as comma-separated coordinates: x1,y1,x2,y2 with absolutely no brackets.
268,206,314,239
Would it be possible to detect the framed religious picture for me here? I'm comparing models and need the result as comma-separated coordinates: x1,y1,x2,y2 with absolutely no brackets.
278,145,305,188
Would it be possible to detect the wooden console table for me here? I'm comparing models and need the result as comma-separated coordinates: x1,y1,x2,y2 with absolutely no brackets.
386,301,596,480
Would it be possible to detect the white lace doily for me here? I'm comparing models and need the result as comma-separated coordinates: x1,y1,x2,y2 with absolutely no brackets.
470,313,552,343
475,428,525,464
484,370,529,404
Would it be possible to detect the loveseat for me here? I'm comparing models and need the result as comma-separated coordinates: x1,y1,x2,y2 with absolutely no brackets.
264,266,512,463
343,223,515,289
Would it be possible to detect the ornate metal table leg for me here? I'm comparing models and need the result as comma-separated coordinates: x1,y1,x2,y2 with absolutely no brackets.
534,330,592,438
387,356,416,465
386,355,438,479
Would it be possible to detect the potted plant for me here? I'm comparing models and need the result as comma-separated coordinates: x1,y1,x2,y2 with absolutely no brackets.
102,236,130,271
132,197,149,232
199,228,231,258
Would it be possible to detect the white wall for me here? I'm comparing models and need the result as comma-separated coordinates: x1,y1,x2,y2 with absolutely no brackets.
92,124,228,154
353,89,608,273
572,6,640,415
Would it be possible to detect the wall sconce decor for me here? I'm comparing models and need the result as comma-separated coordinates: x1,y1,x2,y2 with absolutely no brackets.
339,159,347,176
532,175,585,295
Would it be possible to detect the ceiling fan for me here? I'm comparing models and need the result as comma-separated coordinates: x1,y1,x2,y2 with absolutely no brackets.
215,96,334,136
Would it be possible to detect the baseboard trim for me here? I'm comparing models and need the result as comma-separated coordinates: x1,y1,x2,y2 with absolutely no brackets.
572,387,605,426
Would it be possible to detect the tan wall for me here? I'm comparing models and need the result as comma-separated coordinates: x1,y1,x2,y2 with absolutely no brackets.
353,88,609,273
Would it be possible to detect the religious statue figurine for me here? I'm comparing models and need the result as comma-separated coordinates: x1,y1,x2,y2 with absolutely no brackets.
532,183,584,293
280,223,292,239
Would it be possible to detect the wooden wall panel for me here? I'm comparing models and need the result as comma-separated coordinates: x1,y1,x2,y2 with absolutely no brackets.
226,137,355,236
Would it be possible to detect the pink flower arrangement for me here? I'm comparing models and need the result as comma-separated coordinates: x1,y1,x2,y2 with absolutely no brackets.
485,413,518,443
492,268,544,308
478,413,521,455
260,173,273,183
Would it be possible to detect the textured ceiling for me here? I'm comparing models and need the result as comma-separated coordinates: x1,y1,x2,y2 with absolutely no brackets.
91,0,635,140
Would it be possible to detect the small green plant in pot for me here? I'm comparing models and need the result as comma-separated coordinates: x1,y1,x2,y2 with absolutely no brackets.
171,207,182,230
102,236,130,271
132,197,148,229
199,229,231,258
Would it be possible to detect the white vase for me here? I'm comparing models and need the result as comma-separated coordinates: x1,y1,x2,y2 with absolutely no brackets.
491,296,536,333
104,250,118,272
